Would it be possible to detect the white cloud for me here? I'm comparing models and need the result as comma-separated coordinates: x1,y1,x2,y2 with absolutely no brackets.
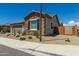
63,20,79,26
68,20,75,24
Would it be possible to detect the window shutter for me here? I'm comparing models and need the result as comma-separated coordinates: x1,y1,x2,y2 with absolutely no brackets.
37,19,39,30
28,21,30,30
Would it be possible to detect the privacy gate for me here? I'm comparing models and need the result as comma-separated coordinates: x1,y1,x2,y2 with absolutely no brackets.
55,25,77,35
64,26,72,35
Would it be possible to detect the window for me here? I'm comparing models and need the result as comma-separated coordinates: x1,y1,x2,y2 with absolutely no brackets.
51,23,53,29
30,20,37,30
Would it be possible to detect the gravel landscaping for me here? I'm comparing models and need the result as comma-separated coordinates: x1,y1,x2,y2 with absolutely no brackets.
0,33,79,45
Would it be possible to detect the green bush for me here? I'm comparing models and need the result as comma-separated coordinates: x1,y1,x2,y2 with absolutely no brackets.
15,33,20,37
65,39,70,42
12,33,16,36
34,30,40,38
19,36,26,41
28,36,32,39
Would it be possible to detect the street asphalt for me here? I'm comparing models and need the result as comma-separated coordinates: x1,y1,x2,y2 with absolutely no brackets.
0,44,33,56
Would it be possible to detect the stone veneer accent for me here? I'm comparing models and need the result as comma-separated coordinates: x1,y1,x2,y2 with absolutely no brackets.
40,18,45,35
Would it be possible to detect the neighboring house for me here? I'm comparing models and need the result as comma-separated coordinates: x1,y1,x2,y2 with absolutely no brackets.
24,11,60,35
10,21,24,34
0,25,10,33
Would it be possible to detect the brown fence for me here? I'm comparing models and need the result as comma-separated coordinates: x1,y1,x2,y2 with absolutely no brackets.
54,25,77,36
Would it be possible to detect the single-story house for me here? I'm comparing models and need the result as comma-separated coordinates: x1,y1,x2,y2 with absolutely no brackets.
9,11,60,35
1,11,78,36
24,11,60,35
0,25,10,33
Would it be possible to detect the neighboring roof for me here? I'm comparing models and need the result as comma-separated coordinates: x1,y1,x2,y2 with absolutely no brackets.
0,25,10,27
10,21,24,25
0,21,24,27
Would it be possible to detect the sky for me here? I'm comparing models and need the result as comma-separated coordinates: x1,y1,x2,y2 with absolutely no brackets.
0,3,79,26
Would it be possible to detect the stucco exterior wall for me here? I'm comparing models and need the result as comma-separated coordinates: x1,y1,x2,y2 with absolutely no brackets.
45,17,53,35
45,16,59,35
52,16,59,27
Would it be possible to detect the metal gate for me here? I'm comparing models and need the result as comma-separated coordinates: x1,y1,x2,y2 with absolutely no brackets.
64,26,72,35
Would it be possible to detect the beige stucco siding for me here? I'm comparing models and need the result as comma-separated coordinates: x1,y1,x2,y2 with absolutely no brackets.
52,16,59,27
45,17,53,35
45,16,59,35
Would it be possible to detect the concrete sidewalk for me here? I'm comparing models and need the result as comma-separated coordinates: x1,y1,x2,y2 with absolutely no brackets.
0,37,79,56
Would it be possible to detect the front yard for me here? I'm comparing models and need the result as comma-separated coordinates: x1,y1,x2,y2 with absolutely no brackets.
25,35,79,45
0,33,79,45
42,35,79,45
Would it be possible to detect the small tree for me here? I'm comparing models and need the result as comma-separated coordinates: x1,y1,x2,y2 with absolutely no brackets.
34,30,40,38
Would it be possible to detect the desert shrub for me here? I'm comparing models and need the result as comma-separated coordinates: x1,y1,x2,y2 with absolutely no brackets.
65,38,70,42
6,33,11,37
7,34,10,37
28,36,32,39
19,36,26,41
34,30,40,38
13,32,16,36
22,32,26,36
15,33,20,37
16,34,20,37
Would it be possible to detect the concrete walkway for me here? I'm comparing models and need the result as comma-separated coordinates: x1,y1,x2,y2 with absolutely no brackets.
0,37,79,56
